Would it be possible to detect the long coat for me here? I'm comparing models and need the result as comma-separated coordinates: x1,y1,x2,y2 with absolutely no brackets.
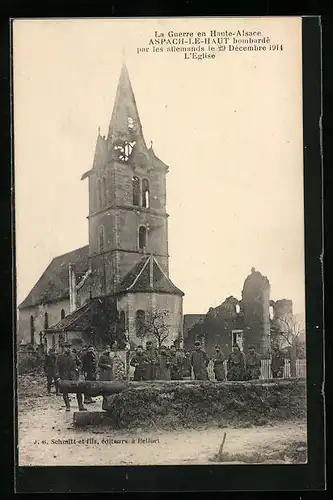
227,351,246,381
190,350,209,380
169,352,183,380
182,356,192,378
44,352,57,377
112,353,125,381
213,352,225,381
130,353,149,381
271,352,284,377
98,353,113,381
245,351,261,380
156,353,171,380
56,352,80,381
144,347,159,380
82,350,98,380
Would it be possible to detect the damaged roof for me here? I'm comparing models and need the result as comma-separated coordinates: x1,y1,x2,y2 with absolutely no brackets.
47,296,117,332
118,254,184,296
18,245,89,309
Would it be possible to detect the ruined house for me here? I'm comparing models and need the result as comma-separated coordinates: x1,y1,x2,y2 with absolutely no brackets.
18,63,184,350
184,267,293,357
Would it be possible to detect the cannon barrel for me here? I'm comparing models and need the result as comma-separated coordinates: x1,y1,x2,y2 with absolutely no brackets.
58,380,129,396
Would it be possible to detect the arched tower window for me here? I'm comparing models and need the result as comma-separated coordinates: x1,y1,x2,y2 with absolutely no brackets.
136,310,145,337
52,334,56,349
142,178,150,208
30,315,34,344
99,225,105,253
102,176,107,206
132,176,140,206
44,312,49,330
61,309,66,320
97,179,102,210
269,305,275,320
235,304,241,314
138,226,147,251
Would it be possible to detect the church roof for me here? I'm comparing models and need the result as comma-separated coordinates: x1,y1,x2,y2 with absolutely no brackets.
47,296,117,333
18,245,89,309
118,254,184,296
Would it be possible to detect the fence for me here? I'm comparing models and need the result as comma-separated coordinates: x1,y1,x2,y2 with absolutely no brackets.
202,358,306,381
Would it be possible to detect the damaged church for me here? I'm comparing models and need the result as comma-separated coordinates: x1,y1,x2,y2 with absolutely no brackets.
18,63,184,350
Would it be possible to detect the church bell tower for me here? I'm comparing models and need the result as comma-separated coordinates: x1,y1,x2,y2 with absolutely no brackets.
81,64,170,297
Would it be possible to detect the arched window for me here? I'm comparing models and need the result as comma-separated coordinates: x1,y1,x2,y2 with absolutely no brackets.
97,179,102,209
44,312,49,330
142,178,150,208
52,334,56,349
269,305,275,320
99,225,105,253
102,176,107,206
120,310,126,333
138,226,147,251
61,309,66,320
136,310,145,337
132,176,140,206
30,315,34,344
235,304,241,314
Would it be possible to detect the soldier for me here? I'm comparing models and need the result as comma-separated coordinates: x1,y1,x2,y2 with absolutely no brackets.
82,344,98,404
55,341,86,412
130,345,149,381
271,346,284,378
98,345,113,381
227,344,246,381
156,345,171,380
245,344,261,380
182,351,192,379
190,341,209,380
212,345,226,381
144,340,159,380
169,344,183,380
44,347,59,395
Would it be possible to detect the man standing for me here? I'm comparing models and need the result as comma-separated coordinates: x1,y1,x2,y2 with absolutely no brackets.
271,346,285,378
44,347,59,395
156,345,171,380
245,345,261,380
130,345,149,381
98,345,113,381
190,341,209,380
227,344,246,381
212,345,225,381
169,344,183,380
144,340,159,381
55,341,86,412
182,351,192,379
82,344,98,404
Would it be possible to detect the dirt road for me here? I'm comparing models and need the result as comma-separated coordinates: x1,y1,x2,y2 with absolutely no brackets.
18,392,307,466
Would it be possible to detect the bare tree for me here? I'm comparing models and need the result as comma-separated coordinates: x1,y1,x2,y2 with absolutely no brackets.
137,309,172,348
270,314,305,376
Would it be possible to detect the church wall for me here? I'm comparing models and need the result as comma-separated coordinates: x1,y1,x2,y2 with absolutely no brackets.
117,292,183,348
18,299,70,345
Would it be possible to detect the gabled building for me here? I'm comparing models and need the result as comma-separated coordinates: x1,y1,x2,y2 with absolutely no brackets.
18,64,184,350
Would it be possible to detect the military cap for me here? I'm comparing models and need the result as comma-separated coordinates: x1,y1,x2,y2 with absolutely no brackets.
146,340,153,345
194,340,201,346
137,344,143,349
215,344,221,349
63,341,71,347
248,344,255,349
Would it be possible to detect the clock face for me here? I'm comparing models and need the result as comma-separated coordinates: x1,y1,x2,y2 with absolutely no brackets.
114,141,136,162
127,117,135,131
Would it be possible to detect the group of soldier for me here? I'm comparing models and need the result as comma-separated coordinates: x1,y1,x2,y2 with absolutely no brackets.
43,339,285,411
129,341,274,382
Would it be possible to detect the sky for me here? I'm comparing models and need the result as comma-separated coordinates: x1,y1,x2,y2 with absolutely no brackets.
13,17,305,316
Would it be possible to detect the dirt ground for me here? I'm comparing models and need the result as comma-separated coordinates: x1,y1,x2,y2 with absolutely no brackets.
17,374,307,466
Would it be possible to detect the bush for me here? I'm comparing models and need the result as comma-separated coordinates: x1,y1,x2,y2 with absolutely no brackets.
103,380,306,430
17,348,44,375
